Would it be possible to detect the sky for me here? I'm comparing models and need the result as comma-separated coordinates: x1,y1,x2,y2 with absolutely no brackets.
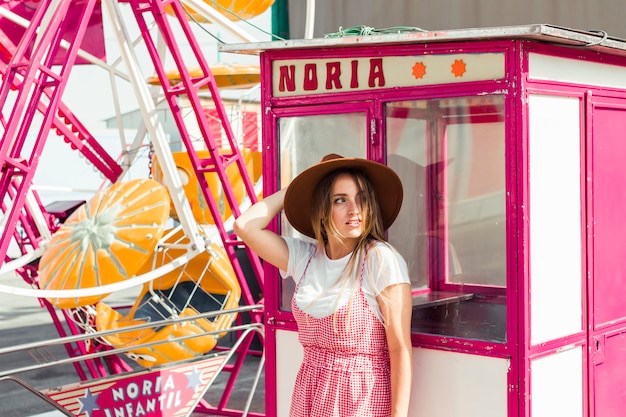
62,4,272,128
29,3,273,206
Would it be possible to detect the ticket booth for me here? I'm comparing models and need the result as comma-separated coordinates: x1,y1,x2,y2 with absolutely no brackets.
222,24,626,417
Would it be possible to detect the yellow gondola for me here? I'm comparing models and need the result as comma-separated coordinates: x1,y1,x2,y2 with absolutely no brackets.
169,0,275,23
151,147,261,225
38,179,170,308
147,63,261,90
95,230,241,368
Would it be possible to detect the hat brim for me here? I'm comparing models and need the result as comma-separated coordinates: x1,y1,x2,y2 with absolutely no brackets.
284,156,403,239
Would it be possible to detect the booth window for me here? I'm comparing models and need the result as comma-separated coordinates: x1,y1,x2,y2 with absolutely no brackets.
277,111,367,311
386,95,507,343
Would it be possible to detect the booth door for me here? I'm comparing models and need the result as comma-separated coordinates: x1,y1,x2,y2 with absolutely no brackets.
269,104,373,417
589,97,626,417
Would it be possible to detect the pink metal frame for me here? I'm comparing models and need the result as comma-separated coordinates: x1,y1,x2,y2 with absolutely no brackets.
4,11,626,415
125,0,264,316
259,38,626,416
260,39,520,416
0,0,130,382
0,0,265,415
516,83,588,417
517,40,626,417
584,95,626,417
0,0,102,262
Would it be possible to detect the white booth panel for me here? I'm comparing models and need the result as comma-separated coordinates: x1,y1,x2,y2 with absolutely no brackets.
528,95,583,345
529,53,626,90
410,348,508,417
275,329,303,417
276,334,509,417
531,346,584,417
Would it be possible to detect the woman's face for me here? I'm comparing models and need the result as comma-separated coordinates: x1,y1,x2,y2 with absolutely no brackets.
330,173,364,241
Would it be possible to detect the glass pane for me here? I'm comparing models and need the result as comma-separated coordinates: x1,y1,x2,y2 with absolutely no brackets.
387,96,507,343
386,104,429,290
446,120,506,287
278,112,367,311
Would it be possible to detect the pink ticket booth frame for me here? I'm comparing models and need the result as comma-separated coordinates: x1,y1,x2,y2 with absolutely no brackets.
222,24,626,417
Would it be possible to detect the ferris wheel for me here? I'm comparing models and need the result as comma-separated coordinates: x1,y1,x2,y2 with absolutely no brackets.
0,0,275,415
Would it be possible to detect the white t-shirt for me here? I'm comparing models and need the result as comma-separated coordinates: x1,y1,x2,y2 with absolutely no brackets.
280,237,410,321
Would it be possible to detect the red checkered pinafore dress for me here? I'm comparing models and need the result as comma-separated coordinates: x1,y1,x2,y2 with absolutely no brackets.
290,253,391,417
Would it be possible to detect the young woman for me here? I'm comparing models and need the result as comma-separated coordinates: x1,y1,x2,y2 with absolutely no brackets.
234,154,413,416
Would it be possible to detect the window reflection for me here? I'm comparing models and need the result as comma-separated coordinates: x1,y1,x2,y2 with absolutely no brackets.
386,96,507,342
278,112,367,311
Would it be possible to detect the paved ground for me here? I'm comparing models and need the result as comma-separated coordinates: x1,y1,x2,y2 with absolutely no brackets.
0,272,265,417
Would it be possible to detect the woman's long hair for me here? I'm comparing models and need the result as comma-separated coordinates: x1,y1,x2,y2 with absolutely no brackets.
307,168,391,330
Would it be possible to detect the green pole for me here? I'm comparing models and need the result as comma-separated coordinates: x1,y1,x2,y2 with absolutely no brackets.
271,0,290,40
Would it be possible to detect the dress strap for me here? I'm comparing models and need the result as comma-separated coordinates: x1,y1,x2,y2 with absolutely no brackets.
358,245,369,287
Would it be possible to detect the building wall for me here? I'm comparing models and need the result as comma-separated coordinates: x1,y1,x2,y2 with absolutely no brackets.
287,0,626,40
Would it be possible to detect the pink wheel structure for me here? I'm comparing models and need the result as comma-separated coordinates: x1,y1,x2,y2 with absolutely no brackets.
0,0,272,415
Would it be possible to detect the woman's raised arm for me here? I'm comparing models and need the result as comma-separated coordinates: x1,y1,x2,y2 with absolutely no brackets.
233,188,290,271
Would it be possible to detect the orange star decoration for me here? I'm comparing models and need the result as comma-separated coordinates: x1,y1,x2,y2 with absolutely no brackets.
412,61,426,79
451,59,467,77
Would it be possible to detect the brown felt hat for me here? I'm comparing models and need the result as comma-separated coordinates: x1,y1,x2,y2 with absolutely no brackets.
284,154,404,238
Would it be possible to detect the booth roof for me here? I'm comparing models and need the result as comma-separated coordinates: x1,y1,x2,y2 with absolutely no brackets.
219,24,626,58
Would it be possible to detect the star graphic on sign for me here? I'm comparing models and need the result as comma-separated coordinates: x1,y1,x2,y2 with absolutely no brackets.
186,366,204,391
77,389,100,417
412,61,426,79
451,59,467,77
